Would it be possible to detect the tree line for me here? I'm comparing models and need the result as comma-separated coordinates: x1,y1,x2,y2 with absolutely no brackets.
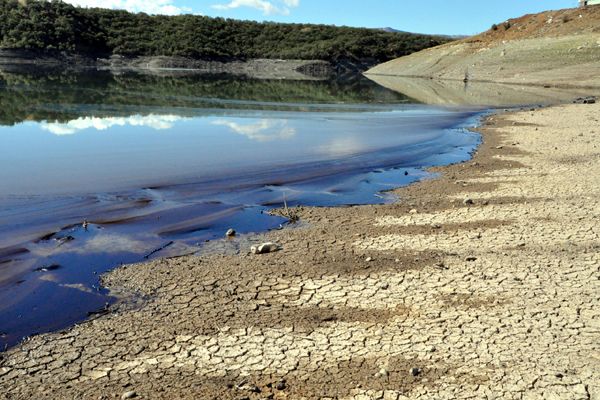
0,0,449,62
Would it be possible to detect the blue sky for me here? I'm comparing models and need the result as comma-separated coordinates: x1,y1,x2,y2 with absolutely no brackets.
64,0,579,35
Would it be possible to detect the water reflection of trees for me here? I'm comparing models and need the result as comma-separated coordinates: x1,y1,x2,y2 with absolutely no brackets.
0,68,414,126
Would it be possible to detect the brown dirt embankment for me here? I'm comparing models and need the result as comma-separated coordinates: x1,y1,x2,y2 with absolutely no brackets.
366,6,600,89
1,100,599,398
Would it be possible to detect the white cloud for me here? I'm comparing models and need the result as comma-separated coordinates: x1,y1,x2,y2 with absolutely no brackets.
41,115,185,136
212,0,299,15
61,0,190,15
212,119,296,142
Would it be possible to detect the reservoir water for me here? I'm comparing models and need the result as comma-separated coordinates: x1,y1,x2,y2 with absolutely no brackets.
0,68,482,348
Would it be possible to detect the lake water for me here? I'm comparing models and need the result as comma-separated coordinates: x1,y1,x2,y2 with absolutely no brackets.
0,68,482,349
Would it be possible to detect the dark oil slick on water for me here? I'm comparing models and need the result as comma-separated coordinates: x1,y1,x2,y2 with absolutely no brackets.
0,68,483,349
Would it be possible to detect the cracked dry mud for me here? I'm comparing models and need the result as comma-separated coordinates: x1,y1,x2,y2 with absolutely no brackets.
1,103,599,399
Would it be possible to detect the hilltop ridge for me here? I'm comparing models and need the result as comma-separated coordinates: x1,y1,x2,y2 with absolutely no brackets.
367,6,600,88
0,0,448,73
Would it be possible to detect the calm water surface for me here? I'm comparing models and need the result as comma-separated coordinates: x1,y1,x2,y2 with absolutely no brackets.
0,69,482,348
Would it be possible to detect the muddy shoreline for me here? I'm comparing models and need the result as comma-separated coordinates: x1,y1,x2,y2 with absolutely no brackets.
1,102,599,398
0,104,480,349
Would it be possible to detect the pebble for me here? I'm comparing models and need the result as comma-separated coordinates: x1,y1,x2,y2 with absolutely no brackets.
463,198,474,205
434,261,447,269
121,391,137,399
251,242,280,254
365,257,373,262
275,380,286,390
375,368,389,378
409,367,422,377
226,228,236,237
244,385,261,393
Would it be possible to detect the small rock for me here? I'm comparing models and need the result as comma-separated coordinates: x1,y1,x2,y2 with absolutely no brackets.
465,256,477,262
431,223,442,229
34,264,61,272
378,368,389,377
409,367,422,377
251,242,280,254
365,257,373,262
496,146,504,149
56,235,75,246
225,228,236,237
121,391,137,399
275,380,286,390
409,209,418,214
242,385,261,393
573,96,596,104
463,198,474,205
434,262,447,270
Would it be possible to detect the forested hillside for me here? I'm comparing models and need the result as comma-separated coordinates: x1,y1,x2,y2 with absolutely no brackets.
0,0,449,63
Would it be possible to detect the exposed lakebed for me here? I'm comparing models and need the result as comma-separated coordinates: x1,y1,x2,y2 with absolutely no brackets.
0,69,482,348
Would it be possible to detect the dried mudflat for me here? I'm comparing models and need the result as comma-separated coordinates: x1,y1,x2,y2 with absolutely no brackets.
1,102,599,399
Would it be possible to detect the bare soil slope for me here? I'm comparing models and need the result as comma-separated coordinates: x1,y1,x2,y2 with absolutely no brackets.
367,6,600,88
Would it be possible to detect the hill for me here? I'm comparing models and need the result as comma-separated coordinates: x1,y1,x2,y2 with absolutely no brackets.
0,0,449,71
366,6,600,88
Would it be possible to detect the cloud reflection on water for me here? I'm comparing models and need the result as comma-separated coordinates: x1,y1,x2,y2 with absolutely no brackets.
318,136,365,157
71,233,151,254
212,118,296,142
41,115,185,135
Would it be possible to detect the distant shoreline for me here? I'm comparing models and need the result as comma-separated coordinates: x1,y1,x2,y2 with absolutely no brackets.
0,49,377,80
364,73,600,90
